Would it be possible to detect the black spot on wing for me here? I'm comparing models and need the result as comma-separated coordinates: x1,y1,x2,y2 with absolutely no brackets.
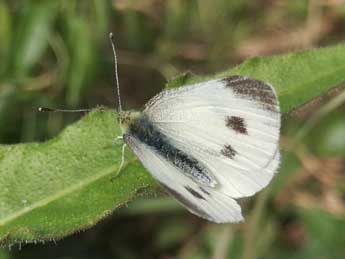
221,76,278,112
223,75,243,83
226,116,247,134
199,187,211,195
160,183,211,220
221,145,237,159
185,186,205,200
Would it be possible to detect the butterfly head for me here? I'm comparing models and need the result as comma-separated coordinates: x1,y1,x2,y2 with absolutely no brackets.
118,110,140,133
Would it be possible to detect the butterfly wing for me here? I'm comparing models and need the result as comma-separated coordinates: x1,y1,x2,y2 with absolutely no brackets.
143,76,280,199
124,134,244,223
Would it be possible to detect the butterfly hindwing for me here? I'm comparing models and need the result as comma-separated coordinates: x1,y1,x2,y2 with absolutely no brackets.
124,134,244,223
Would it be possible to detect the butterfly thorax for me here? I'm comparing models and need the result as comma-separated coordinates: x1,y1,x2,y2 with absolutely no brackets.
119,110,140,133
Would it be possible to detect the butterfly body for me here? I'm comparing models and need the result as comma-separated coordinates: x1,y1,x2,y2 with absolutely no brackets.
124,114,218,187
119,75,280,223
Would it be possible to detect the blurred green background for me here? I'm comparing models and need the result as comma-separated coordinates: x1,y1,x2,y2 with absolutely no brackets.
1,0,345,258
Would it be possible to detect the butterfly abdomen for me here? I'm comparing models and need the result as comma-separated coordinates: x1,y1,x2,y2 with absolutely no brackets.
125,115,217,187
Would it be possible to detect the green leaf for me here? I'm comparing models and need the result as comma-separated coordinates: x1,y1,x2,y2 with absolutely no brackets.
0,111,156,244
217,44,345,113
1,43,345,244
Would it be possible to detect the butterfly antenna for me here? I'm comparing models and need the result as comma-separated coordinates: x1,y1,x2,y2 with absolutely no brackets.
38,107,92,113
109,32,122,114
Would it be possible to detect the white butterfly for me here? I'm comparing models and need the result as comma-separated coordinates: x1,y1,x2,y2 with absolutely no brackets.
40,34,280,223
119,75,280,223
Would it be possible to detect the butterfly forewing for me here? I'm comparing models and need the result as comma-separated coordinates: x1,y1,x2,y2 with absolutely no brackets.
143,76,280,198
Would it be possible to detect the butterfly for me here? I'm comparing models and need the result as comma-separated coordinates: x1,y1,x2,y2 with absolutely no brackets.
118,74,280,223
40,34,280,223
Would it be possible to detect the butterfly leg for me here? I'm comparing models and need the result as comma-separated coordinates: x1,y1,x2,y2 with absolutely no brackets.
111,142,127,182
112,135,123,145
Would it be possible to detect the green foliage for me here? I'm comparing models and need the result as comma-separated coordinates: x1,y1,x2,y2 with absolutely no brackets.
0,1,110,144
0,110,156,243
1,43,345,245
12,2,57,76
1,1,345,258
309,112,345,156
